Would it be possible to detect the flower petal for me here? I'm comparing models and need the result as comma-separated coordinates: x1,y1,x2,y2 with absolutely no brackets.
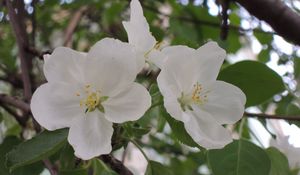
103,83,151,123
43,47,86,84
147,49,167,69
159,45,199,93
30,82,82,131
202,81,246,124
195,41,226,82
122,0,156,53
85,38,137,97
184,109,233,149
68,111,113,160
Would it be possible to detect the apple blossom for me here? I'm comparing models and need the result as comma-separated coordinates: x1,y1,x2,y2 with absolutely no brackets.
31,38,151,160
123,0,165,71
157,42,246,149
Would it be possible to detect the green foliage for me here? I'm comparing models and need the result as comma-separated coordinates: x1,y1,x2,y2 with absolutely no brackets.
207,139,271,175
0,136,43,175
218,60,285,106
92,159,118,175
6,129,68,171
266,147,291,175
145,160,173,175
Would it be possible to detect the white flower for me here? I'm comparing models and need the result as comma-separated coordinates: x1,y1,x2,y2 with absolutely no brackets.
270,135,300,171
157,42,246,149
122,0,165,71
31,38,151,160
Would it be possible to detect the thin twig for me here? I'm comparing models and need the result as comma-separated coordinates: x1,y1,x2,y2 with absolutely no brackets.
99,155,133,175
25,46,52,60
43,159,58,175
244,112,300,121
6,0,32,101
0,104,27,126
64,6,88,47
0,94,30,113
220,0,229,40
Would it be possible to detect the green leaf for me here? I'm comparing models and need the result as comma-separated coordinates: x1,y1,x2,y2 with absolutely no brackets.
218,60,285,106
92,159,118,175
255,32,273,45
266,147,291,175
207,139,271,175
145,160,173,175
162,107,199,148
294,58,300,78
6,128,68,171
59,143,76,170
60,168,89,175
0,136,43,175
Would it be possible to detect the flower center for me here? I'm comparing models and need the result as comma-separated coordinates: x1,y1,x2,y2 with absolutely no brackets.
177,82,209,111
76,84,108,113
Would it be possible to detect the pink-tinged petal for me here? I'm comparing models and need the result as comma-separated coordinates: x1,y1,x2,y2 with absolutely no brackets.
202,81,246,124
68,111,113,160
103,83,151,123
30,82,82,130
43,47,86,85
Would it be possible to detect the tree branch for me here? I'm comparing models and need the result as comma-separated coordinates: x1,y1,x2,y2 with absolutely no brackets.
235,0,300,45
6,0,32,101
64,6,88,47
99,155,133,175
244,112,300,121
0,104,27,126
0,94,30,113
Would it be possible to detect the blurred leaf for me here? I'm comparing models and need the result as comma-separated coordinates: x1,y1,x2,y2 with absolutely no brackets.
6,128,68,171
218,60,285,106
60,168,89,175
0,136,43,175
207,139,271,175
145,160,173,175
59,143,76,170
92,159,118,175
294,58,300,78
266,147,291,175
255,32,273,45
258,48,270,63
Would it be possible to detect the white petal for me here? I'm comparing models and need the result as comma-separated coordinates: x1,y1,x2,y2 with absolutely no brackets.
44,47,86,84
157,80,185,122
184,109,233,149
195,41,226,82
68,111,113,160
147,49,167,69
30,83,82,131
85,38,137,97
123,0,156,53
103,83,151,123
202,81,246,124
160,45,198,93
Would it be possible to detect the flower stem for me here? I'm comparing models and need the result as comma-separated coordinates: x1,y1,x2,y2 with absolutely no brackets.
238,118,246,137
129,139,150,162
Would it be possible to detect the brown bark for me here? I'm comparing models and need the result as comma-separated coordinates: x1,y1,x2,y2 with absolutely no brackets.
235,0,300,45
